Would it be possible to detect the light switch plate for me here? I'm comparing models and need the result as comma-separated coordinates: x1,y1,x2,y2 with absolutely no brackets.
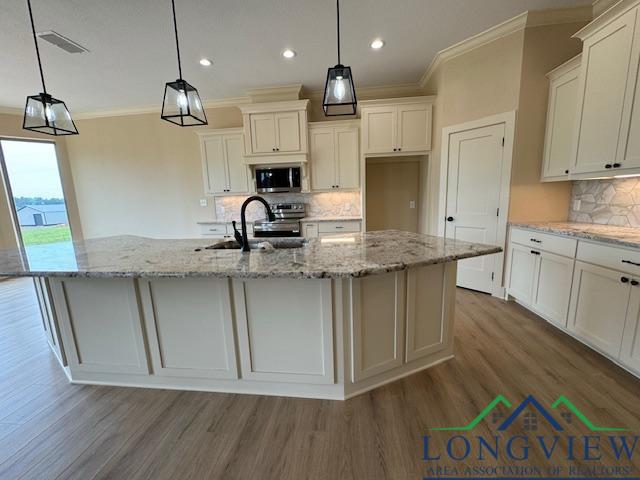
573,200,581,211
409,200,416,209
200,199,208,207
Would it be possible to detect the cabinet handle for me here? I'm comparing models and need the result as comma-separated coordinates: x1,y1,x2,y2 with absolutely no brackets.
530,238,542,244
335,226,344,229
564,170,569,174
621,276,630,283
613,163,622,168
605,164,612,169
530,250,540,255
632,280,639,286
622,260,640,267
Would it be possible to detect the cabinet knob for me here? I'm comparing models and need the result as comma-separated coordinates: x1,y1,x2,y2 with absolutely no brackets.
605,164,613,169
621,276,630,283
632,280,639,286
398,147,402,151
565,170,569,174
446,216,454,222
613,163,622,168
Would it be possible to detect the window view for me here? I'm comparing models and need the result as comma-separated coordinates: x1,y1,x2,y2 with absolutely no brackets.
0,139,76,269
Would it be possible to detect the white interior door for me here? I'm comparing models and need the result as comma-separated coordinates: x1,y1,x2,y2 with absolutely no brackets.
445,123,505,293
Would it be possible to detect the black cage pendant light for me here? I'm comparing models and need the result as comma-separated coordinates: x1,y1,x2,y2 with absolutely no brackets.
161,0,207,126
23,0,78,136
322,0,357,116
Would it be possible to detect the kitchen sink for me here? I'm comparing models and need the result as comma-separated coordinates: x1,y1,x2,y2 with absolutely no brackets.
195,238,308,251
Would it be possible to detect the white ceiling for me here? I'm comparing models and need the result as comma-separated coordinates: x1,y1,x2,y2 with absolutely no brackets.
0,0,592,113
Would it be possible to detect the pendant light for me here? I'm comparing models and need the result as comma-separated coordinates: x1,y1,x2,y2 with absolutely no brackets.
161,0,207,127
322,0,357,116
23,0,78,136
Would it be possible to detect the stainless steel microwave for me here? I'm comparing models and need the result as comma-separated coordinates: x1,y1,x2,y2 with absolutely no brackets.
255,166,301,193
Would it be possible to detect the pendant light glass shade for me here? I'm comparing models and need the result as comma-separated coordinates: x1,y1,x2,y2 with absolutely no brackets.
161,0,207,127
323,65,357,116
23,0,78,136
161,79,207,126
24,93,79,135
323,0,357,116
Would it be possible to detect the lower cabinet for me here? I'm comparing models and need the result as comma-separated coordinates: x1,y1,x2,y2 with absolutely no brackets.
621,287,640,372
567,261,631,358
302,220,362,238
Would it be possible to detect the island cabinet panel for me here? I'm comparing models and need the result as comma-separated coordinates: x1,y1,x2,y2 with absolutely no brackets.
33,277,67,366
405,264,455,362
622,287,640,373
351,271,405,382
233,278,335,384
50,278,149,375
139,278,238,379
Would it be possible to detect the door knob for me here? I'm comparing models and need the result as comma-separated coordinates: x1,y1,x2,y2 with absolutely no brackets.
446,216,454,222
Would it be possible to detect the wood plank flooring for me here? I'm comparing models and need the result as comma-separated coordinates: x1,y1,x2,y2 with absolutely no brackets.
1,277,639,479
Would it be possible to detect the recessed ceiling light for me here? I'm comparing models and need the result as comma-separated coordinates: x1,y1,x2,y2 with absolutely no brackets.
282,49,296,59
199,58,212,66
371,39,385,50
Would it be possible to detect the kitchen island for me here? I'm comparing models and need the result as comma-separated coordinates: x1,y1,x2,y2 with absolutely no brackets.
0,231,500,400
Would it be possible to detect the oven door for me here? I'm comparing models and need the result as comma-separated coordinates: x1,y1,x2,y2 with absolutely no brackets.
255,167,301,193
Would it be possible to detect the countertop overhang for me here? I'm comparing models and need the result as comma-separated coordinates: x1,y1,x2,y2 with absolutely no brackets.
509,222,640,249
0,230,501,280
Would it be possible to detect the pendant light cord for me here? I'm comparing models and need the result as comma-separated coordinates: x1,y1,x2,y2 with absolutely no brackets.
171,0,183,80
26,0,47,94
336,0,341,65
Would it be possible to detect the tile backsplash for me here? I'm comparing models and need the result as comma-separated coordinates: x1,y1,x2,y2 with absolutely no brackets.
214,191,361,222
570,178,640,227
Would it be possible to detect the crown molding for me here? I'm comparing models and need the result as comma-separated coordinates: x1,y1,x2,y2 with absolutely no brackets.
246,84,303,103
593,0,622,17
546,53,582,79
419,6,592,89
308,83,423,102
575,0,640,40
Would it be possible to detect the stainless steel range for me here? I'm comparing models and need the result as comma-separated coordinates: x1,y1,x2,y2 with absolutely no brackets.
253,203,305,238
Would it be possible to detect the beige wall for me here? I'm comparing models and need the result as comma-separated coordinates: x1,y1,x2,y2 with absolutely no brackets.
64,106,242,239
0,113,83,249
423,30,525,232
365,158,421,232
509,22,586,223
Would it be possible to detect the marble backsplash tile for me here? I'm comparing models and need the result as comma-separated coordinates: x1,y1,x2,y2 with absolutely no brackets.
214,191,361,222
569,178,640,227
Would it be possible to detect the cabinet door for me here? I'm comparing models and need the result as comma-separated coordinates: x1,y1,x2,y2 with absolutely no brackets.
397,103,431,152
619,9,640,172
573,8,639,175
621,284,640,373
250,113,277,154
310,128,336,190
542,66,579,181
274,112,301,152
202,136,228,194
567,261,630,357
531,251,574,327
507,243,537,305
363,106,396,154
303,223,319,238
224,135,249,194
335,127,359,189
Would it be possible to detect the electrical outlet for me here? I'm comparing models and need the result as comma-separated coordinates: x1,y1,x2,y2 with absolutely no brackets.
200,198,208,207
409,200,416,209
573,200,581,211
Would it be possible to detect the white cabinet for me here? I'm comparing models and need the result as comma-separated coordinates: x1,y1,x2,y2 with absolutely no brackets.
571,4,640,178
309,121,359,191
360,97,433,155
301,220,362,238
240,100,309,161
506,243,537,305
541,55,581,182
621,286,640,372
567,261,630,357
531,250,574,328
198,128,251,195
33,277,66,366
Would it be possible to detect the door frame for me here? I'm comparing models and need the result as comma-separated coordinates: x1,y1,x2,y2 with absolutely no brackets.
436,111,516,298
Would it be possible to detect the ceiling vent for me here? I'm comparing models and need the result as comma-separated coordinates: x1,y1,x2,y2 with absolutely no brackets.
37,31,88,54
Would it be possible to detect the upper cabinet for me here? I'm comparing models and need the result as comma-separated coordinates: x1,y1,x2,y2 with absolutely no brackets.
240,100,309,164
571,3,640,178
309,121,359,191
197,128,252,196
360,97,434,156
541,55,581,182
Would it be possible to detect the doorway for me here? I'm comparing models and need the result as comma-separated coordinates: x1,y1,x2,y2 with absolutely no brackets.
438,112,515,296
0,139,76,269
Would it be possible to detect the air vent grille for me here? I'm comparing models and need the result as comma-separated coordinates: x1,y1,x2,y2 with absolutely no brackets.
37,31,88,54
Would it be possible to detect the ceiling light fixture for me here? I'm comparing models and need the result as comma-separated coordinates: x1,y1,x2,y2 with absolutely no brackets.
322,0,357,116
199,58,212,66
161,0,207,127
371,38,385,50
23,0,78,136
282,49,296,59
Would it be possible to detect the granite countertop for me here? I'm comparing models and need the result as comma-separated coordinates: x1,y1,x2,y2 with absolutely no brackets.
0,230,500,280
510,222,640,249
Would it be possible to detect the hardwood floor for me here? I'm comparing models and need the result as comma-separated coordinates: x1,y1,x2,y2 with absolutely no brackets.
1,277,639,479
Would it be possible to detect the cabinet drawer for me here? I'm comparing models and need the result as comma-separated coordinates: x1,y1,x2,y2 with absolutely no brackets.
577,241,640,276
510,228,576,257
318,221,361,234
199,224,229,236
